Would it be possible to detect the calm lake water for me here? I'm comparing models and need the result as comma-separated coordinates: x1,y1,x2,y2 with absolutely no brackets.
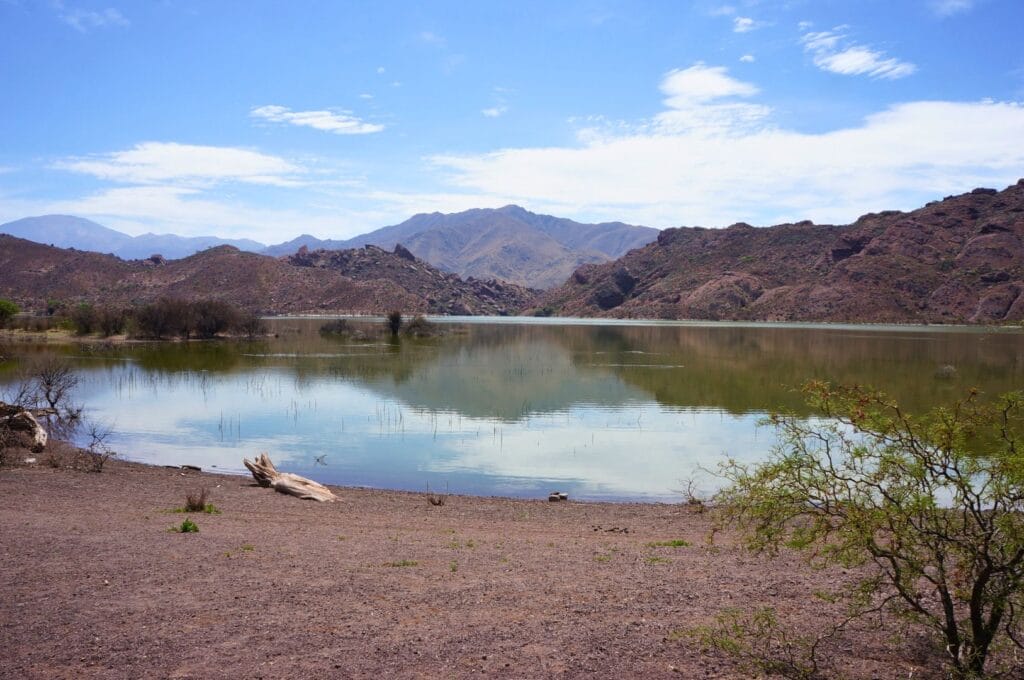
3,318,1023,501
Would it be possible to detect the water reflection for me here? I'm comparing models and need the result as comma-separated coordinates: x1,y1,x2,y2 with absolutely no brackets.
1,319,1021,501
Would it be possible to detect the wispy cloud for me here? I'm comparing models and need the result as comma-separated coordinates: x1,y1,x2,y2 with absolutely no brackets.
56,3,128,32
419,31,446,47
931,0,975,17
482,87,511,118
250,105,384,135
801,29,916,80
54,142,305,187
739,54,755,63
733,16,756,33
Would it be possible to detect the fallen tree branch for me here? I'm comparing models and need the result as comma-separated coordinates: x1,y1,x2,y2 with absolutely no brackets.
243,452,339,502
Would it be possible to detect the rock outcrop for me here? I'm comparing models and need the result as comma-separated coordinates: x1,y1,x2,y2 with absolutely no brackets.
537,180,1024,324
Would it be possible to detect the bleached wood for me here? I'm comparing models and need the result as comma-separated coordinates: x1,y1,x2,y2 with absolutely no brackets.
243,452,339,502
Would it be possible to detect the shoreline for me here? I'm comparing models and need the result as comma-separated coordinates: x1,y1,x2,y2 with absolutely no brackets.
0,457,945,677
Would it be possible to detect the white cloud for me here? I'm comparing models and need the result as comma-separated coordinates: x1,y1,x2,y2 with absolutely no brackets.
56,4,128,32
54,142,305,187
797,20,813,31
660,63,758,103
739,54,755,63
652,64,769,135
423,67,1024,229
376,66,386,74
802,30,916,80
710,5,735,16
931,0,975,17
482,106,508,118
250,105,384,135
733,16,756,32
358,93,374,100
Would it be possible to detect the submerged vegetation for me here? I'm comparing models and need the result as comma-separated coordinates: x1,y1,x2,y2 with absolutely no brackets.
713,382,1024,678
320,313,441,340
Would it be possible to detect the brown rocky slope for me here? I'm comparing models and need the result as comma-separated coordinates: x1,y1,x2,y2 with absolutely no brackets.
537,180,1024,323
0,238,536,316
284,244,536,316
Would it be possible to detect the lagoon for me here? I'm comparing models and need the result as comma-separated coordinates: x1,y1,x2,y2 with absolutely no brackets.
3,318,1022,502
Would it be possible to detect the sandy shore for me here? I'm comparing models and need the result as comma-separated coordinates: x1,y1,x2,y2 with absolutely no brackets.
1,460,944,678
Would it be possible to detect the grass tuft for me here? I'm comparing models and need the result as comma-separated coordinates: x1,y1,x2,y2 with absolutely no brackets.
383,559,418,568
171,518,199,533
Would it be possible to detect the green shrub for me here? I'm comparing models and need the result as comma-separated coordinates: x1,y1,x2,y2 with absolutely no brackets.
173,518,199,533
0,299,18,328
69,304,97,335
717,381,1024,678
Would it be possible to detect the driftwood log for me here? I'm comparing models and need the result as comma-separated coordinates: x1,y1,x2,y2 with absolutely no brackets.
243,453,339,502
0,402,50,453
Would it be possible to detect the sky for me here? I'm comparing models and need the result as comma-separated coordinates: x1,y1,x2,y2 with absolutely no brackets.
1,0,1023,243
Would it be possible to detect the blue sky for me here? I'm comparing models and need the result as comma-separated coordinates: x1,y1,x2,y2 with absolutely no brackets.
2,0,1023,243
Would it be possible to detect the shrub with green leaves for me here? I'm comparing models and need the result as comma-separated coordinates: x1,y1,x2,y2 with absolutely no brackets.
173,518,199,533
717,381,1024,678
0,298,19,328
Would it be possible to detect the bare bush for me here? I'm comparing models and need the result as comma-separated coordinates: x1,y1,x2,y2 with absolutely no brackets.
236,312,267,339
185,487,209,512
77,419,115,472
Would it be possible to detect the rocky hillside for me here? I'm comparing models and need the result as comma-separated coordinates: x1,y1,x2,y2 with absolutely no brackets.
536,180,1024,324
266,205,658,289
0,237,535,316
285,244,535,315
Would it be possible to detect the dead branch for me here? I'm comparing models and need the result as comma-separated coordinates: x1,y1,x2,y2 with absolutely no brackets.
243,452,339,502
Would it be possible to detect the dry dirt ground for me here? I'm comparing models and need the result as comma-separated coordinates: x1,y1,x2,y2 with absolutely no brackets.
0,460,961,679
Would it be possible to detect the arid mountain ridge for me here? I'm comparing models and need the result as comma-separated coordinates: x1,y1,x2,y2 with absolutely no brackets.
537,180,1024,324
1,180,1022,323
0,237,535,316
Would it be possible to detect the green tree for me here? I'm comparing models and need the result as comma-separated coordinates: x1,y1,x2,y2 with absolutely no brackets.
69,303,97,335
192,300,238,339
717,382,1024,678
0,298,19,328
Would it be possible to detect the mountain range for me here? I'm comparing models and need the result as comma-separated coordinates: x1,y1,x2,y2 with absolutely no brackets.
263,205,658,288
2,181,1022,324
0,215,265,261
1,207,658,290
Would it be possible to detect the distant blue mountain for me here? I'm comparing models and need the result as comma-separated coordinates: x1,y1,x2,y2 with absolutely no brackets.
0,215,266,260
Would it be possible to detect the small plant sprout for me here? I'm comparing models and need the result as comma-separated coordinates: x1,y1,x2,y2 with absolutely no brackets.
172,518,199,533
